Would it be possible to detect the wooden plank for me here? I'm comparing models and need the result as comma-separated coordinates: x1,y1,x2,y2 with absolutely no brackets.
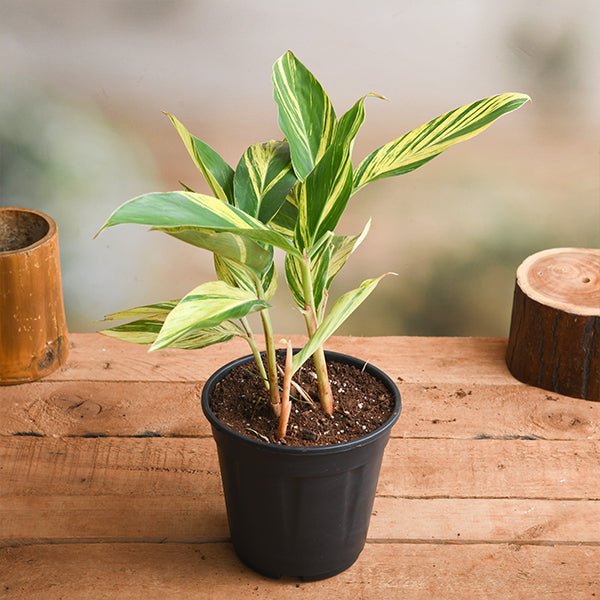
0,381,207,438
19,333,514,385
2,437,599,500
1,380,597,441
1,543,598,598
2,496,600,547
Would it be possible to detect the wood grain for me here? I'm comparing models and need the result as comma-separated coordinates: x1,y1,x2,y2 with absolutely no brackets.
38,334,514,384
2,437,599,500
2,496,599,547
506,248,600,401
2,334,599,594
1,543,598,599
0,208,68,384
2,380,598,440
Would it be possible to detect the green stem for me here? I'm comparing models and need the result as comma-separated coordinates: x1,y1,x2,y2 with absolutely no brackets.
249,273,280,417
299,253,334,415
240,317,268,389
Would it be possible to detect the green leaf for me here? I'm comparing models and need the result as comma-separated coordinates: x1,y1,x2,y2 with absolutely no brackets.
157,228,273,274
327,220,371,286
103,300,179,321
295,141,353,250
285,238,333,312
335,93,385,153
234,140,297,223
291,274,392,373
353,93,530,191
272,51,337,181
166,113,234,203
98,191,301,257
102,319,240,350
214,255,277,300
150,281,269,351
268,183,299,236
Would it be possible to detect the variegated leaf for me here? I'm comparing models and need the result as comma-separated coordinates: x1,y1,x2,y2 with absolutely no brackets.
327,220,371,285
268,183,299,236
166,113,234,203
291,274,392,373
353,93,530,191
272,51,337,181
158,228,272,274
102,318,240,349
285,240,332,311
98,191,301,257
295,141,353,250
214,255,277,300
150,280,269,351
103,300,179,322
335,93,385,154
234,141,297,223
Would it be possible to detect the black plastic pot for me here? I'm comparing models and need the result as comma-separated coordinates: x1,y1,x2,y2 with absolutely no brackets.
201,350,401,581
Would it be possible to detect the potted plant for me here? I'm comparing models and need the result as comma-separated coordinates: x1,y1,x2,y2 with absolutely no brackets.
98,51,528,580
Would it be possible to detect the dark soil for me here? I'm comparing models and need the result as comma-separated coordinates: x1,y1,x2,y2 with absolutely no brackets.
208,356,395,447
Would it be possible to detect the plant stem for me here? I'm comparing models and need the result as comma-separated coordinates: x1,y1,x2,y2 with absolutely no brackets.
277,339,293,440
250,274,280,417
240,317,268,389
299,253,334,415
260,308,281,416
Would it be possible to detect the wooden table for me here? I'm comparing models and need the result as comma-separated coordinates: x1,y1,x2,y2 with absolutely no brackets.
1,334,599,598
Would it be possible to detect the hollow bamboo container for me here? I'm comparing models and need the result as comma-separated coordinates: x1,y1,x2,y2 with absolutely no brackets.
0,207,68,384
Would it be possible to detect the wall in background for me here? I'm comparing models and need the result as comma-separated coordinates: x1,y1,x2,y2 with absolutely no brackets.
1,0,598,335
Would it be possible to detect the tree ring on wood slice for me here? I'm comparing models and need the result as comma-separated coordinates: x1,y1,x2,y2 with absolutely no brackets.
506,248,600,401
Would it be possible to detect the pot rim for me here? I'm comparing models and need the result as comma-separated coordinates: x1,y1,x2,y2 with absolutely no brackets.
0,206,57,256
201,349,402,456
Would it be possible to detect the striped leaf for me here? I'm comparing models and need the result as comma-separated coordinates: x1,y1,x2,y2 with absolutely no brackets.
291,274,392,373
103,300,178,322
98,191,301,257
234,141,297,223
268,183,299,236
335,93,385,153
157,228,272,274
353,93,530,191
166,113,234,203
285,237,332,311
214,255,277,300
150,281,269,351
102,319,240,349
295,141,353,250
327,220,371,285
272,51,337,181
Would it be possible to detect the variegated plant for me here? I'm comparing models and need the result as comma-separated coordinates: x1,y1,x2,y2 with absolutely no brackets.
99,51,529,440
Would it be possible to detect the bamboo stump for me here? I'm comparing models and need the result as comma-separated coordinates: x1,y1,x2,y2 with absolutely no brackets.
506,248,600,401
0,207,69,384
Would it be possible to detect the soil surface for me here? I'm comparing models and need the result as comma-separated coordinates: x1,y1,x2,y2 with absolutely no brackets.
208,356,396,447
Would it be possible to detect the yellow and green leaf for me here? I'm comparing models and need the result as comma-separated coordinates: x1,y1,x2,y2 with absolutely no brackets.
335,93,385,155
150,280,269,351
103,300,179,322
272,51,337,181
103,319,240,349
294,141,353,251
157,228,273,274
166,113,234,203
353,92,530,191
291,274,392,373
234,140,297,223
98,191,301,257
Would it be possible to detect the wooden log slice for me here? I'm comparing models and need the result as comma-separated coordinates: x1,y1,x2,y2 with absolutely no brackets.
506,248,600,401
0,207,69,384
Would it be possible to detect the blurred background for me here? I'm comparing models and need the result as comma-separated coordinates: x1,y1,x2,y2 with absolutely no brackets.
1,0,598,336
